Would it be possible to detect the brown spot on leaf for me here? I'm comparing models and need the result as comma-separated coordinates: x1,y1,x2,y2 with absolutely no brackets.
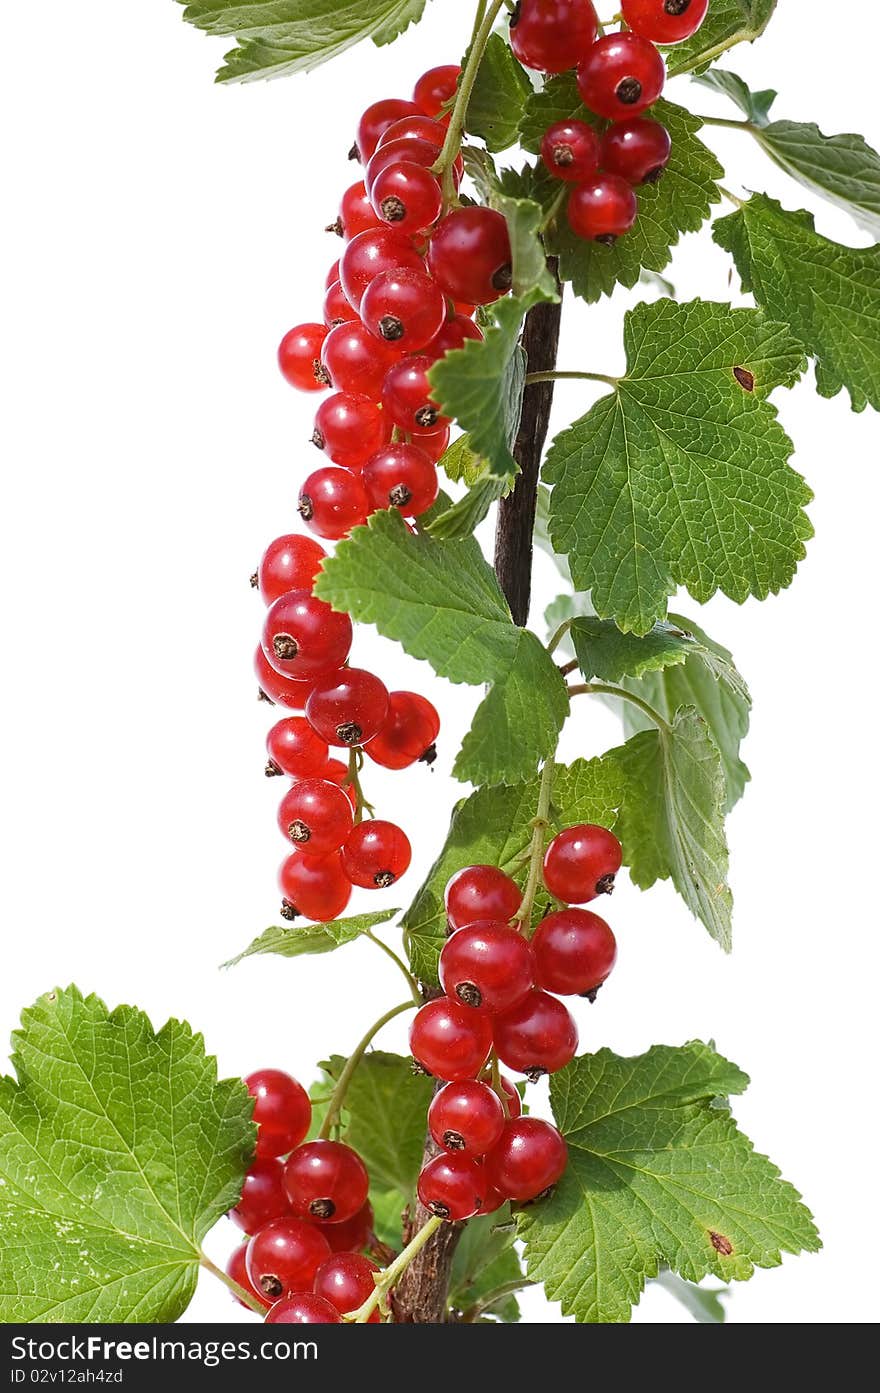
709,1230,734,1256
733,366,755,392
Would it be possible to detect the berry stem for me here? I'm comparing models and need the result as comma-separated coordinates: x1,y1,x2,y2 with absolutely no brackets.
546,618,573,655
318,1000,416,1141
459,1276,537,1322
717,184,746,210
363,928,422,1004
432,0,507,206
525,369,620,388
199,1252,266,1316
513,758,555,932
696,113,756,133
345,746,375,823
567,681,673,733
489,1050,510,1117
344,1214,443,1323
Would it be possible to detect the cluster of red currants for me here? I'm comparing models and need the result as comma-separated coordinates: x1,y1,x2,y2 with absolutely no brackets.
227,1069,382,1323
254,523,439,924
409,822,623,1222
515,0,710,243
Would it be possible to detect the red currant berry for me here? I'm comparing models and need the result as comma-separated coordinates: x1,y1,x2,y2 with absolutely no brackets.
340,227,425,310
278,851,352,923
255,534,326,606
532,908,617,997
543,824,623,902
265,1293,342,1323
576,31,665,120
485,1117,568,1201
427,208,512,305
323,278,358,329
298,467,371,542
510,0,599,73
493,990,578,1080
540,119,601,182
413,65,461,118
246,1069,312,1160
356,98,422,161
371,162,443,234
445,865,523,932
320,321,401,400
306,668,390,748
277,778,354,855
376,114,447,152
284,1140,370,1224
261,590,353,679
312,392,389,471
567,175,638,244
479,1181,508,1215
325,259,340,289
365,137,446,196
226,1240,271,1309
495,1074,523,1119
409,998,493,1081
341,820,412,889
423,313,483,362
319,758,358,809
428,1080,505,1156
335,180,383,240
314,1253,381,1320
382,356,450,435
417,1152,484,1221
255,647,317,711
621,0,709,44
246,1218,331,1301
364,690,440,769
323,1200,375,1254
277,323,329,392
601,116,671,185
418,424,451,462
362,443,439,517
361,268,447,352
265,717,329,780
440,923,535,1014
230,1158,290,1233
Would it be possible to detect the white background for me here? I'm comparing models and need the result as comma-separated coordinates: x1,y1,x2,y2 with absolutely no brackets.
2,0,878,1325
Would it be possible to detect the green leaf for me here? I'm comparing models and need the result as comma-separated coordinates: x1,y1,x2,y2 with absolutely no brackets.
467,32,532,153
490,194,559,300
694,68,777,124
315,510,568,785
664,0,777,78
571,615,752,811
438,434,486,487
544,298,811,634
178,0,429,83
426,476,508,541
653,1269,728,1323
521,88,723,302
518,1041,819,1323
449,1210,524,1322
612,709,733,950
318,1052,431,1199
0,986,254,1322
715,194,880,413
402,757,623,983
223,910,400,968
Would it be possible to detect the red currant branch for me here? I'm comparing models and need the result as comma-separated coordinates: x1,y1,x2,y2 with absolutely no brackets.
568,680,672,732
513,758,556,932
317,1000,417,1142
344,1214,444,1322
432,0,507,206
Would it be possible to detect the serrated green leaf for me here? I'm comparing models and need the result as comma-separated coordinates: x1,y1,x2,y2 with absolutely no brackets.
570,616,695,684
467,32,532,152
426,476,507,540
450,1210,523,1322
694,69,777,124
665,0,777,78
490,194,559,299
456,630,569,785
715,194,880,412
223,910,400,968
438,434,486,487
544,298,811,634
653,1269,728,1323
521,88,723,302
178,0,428,82
402,757,623,982
0,987,253,1322
319,1052,430,1199
613,709,733,949
519,1041,818,1323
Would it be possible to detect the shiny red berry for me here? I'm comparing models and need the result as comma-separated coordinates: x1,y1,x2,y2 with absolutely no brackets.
418,424,451,462
540,119,601,182
277,778,354,855
361,268,447,352
413,65,461,118
422,313,484,362
314,1253,381,1320
357,98,422,161
325,259,340,289
323,1200,375,1254
621,0,709,44
342,820,412,888
427,208,512,305
532,908,617,997
365,137,446,196
266,717,329,780
323,278,358,329
362,443,438,517
265,1293,342,1323
409,998,493,1081
278,851,352,923
230,1158,290,1233
417,1152,484,1221
439,922,535,1014
318,758,358,810
371,162,442,233
376,114,447,152
493,990,579,1079
255,534,326,606
284,1140,370,1224
542,824,623,902
510,0,599,73
246,1069,312,1160
306,668,390,748
336,180,383,239
277,323,328,392
261,590,353,679
246,1218,331,1301
298,467,371,542
567,175,638,243
428,1080,506,1156
445,865,523,932
255,647,317,711
576,31,665,120
339,227,425,310
382,356,450,435
226,1240,271,1309
312,392,389,471
601,116,672,184
320,321,401,399
485,1117,568,1201
364,690,440,769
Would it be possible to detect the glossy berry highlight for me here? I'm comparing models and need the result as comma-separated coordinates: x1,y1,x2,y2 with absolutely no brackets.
576,31,666,120
428,1080,505,1156
542,824,623,903
284,1140,370,1224
306,668,390,748
245,1218,331,1301
417,1152,484,1221
341,820,412,888
439,922,535,1013
409,997,493,1081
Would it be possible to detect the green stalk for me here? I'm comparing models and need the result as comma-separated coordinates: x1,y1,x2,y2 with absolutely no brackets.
318,1000,416,1141
432,0,507,206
